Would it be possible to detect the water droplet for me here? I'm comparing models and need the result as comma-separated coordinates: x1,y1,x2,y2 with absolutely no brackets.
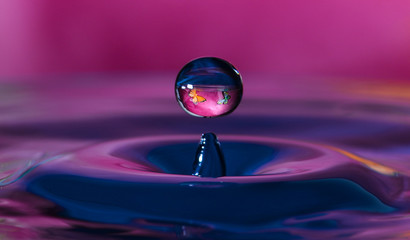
175,57,243,118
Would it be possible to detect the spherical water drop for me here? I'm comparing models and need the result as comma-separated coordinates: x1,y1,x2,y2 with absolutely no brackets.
175,57,243,118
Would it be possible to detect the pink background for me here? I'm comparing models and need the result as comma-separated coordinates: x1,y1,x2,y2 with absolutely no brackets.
0,0,410,80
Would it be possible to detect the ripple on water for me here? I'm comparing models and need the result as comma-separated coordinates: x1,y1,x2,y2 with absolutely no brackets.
0,135,403,239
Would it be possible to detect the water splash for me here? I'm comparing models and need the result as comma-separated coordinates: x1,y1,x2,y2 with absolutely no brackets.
192,133,226,177
7,134,405,239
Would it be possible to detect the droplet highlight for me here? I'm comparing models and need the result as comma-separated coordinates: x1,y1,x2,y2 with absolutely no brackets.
175,57,243,117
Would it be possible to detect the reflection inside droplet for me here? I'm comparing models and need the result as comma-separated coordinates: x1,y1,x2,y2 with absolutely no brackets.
175,57,243,117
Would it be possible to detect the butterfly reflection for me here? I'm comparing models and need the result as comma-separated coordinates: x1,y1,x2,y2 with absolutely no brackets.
189,89,206,105
217,91,231,104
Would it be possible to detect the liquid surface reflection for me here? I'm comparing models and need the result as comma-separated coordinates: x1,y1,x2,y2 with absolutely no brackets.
0,74,409,239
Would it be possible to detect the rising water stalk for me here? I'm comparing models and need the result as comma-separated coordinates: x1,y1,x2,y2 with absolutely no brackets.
192,132,226,177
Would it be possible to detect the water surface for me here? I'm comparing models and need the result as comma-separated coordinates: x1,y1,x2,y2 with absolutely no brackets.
0,74,409,239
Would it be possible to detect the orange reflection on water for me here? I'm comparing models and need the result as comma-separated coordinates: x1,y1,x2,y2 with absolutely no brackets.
327,146,398,176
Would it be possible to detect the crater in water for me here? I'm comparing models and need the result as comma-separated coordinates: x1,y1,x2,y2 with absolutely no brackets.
5,135,404,239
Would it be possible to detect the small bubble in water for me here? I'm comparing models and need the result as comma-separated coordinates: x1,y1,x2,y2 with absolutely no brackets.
175,57,243,118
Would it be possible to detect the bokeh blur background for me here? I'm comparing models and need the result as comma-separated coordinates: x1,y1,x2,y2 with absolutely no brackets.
1,0,410,81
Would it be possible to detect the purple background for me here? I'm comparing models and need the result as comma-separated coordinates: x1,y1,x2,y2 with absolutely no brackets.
0,0,410,80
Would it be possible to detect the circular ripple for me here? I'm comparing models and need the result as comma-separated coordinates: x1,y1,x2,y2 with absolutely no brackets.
24,135,407,231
